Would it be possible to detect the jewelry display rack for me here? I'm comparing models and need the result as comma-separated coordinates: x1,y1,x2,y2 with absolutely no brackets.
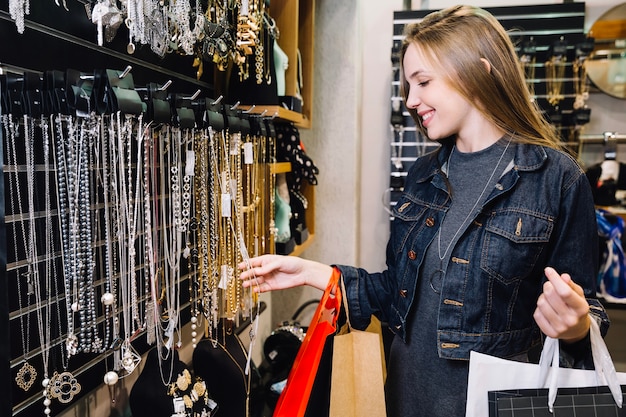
388,3,591,219
0,2,314,416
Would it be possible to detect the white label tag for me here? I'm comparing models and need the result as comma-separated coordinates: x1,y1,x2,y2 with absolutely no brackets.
221,193,231,217
230,179,237,200
218,265,231,289
185,150,195,176
230,132,240,155
243,142,253,164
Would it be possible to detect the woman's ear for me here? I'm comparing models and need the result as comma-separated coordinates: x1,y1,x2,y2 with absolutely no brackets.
480,58,492,74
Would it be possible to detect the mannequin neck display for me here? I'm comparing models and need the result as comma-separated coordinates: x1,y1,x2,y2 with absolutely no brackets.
192,320,264,417
129,347,189,417
273,40,288,96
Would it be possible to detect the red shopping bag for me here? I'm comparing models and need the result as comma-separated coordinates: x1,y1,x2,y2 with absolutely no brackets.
273,268,342,417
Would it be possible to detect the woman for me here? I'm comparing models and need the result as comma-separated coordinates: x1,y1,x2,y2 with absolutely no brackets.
240,5,609,416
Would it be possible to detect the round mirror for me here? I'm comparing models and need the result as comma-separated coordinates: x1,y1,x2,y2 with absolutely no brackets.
587,3,626,99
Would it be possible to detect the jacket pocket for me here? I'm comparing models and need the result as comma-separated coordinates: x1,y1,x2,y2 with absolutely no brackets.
390,195,429,255
481,209,554,284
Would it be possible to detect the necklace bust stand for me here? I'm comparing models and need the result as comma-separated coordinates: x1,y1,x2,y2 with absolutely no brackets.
129,347,189,417
192,320,264,417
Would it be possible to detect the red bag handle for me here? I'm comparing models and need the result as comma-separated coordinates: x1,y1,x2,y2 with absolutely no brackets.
273,268,342,417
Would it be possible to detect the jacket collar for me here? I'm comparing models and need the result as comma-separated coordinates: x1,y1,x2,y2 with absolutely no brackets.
411,140,549,184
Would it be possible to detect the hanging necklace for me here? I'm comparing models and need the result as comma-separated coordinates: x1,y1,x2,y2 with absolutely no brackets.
38,114,56,413
437,138,512,263
49,113,83,407
3,114,38,392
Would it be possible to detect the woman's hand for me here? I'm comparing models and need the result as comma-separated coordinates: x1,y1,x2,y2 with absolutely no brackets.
238,254,334,293
533,267,591,343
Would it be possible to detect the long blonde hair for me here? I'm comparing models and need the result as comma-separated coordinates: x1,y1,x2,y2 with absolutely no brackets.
401,5,561,149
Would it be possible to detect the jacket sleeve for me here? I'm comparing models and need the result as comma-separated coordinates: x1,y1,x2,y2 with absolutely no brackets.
545,168,610,368
334,239,399,331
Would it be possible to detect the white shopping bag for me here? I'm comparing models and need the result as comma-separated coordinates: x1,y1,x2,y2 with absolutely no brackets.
465,318,626,417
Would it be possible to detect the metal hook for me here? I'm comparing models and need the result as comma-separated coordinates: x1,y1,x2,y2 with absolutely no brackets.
119,65,132,79
230,101,241,110
271,111,279,120
211,95,223,106
242,105,256,114
259,109,268,117
183,89,202,100
159,80,172,91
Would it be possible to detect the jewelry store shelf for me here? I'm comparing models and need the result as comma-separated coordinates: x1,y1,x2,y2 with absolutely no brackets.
291,234,315,257
271,161,292,174
240,105,311,129
268,161,315,257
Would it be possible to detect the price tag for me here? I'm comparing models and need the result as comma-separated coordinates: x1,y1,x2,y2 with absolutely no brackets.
218,265,231,289
221,193,231,217
243,142,253,164
185,150,195,176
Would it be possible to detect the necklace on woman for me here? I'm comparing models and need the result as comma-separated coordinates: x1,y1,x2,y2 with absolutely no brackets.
433,139,512,292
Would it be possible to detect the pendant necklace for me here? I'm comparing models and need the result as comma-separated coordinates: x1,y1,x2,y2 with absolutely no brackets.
38,115,57,413
116,112,143,377
49,113,83,407
434,139,512,292
5,114,38,392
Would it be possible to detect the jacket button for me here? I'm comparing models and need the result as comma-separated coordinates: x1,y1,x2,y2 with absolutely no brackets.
399,289,408,297
408,250,417,260
425,217,435,227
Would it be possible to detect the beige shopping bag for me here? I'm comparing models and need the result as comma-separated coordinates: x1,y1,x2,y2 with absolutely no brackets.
329,279,387,417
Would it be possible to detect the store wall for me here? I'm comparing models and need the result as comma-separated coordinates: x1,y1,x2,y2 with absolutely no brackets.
273,0,626,332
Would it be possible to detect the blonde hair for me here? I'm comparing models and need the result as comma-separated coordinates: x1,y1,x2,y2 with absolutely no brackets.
401,5,561,149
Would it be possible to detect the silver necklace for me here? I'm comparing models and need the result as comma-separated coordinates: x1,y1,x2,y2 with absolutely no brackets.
437,138,512,262
4,114,37,392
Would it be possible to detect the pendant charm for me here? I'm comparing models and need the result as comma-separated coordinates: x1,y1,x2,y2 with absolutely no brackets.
103,370,119,386
15,361,37,391
120,342,141,374
66,334,79,357
49,371,81,404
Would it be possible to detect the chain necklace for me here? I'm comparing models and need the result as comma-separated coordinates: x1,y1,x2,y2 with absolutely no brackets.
437,139,512,262
3,114,34,391
38,114,59,413
145,126,158,347
115,112,144,376
573,55,589,110
546,55,566,107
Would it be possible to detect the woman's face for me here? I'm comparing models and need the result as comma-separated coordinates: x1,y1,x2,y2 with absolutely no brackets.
403,42,481,141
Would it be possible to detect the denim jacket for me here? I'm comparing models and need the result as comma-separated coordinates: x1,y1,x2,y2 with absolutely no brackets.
338,142,609,362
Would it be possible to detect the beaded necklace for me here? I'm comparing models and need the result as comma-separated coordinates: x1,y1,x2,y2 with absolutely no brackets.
50,113,82,408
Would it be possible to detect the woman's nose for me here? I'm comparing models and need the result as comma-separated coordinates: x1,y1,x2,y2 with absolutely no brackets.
405,88,420,109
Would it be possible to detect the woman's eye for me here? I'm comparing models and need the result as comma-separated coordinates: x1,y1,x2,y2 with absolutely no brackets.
417,80,430,87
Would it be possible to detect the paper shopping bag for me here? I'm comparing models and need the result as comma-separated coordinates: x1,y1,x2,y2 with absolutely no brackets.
466,318,626,417
328,321,387,416
329,278,387,417
489,385,626,416
272,268,341,417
